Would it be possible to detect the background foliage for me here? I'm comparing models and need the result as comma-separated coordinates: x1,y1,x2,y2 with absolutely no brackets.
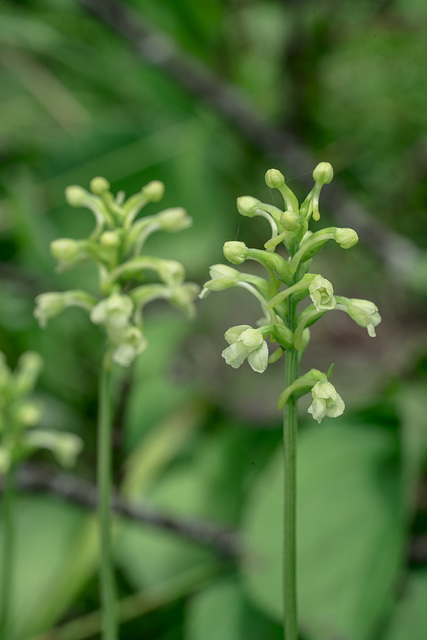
1,0,427,638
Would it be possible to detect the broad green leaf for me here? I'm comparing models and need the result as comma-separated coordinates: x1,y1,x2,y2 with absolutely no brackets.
385,570,427,640
242,420,404,640
117,422,253,590
396,383,427,517
116,467,213,589
186,577,282,640
0,496,95,639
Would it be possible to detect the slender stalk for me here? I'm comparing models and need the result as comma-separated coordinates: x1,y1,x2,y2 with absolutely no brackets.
282,296,299,640
0,463,15,640
98,352,118,640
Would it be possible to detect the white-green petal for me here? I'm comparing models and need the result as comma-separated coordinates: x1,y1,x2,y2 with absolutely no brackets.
308,398,326,423
224,325,252,345
221,342,248,368
112,328,147,367
240,328,264,349
247,341,269,373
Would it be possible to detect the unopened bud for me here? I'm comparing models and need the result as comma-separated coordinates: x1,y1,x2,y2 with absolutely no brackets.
236,196,260,217
100,231,121,248
50,238,81,264
157,208,191,232
223,241,248,264
90,177,110,195
65,185,88,208
142,180,165,202
313,162,334,184
334,228,358,249
280,210,300,231
16,403,41,427
265,169,285,189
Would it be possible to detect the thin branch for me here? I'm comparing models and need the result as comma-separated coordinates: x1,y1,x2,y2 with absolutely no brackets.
1,464,425,563
78,0,422,283
0,464,240,559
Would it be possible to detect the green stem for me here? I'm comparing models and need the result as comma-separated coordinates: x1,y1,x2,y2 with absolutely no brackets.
0,463,15,640
98,352,118,640
282,296,299,640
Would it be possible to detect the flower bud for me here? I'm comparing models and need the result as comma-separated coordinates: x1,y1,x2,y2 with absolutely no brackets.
236,196,260,217
65,185,88,208
100,231,121,248
156,208,192,232
334,228,358,249
223,241,248,264
265,169,285,189
313,162,334,184
15,402,41,427
142,180,165,202
90,177,110,195
50,238,82,267
280,210,300,232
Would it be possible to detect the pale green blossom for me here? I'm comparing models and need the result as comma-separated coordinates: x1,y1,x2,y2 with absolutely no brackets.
222,325,269,373
308,379,345,423
309,275,336,311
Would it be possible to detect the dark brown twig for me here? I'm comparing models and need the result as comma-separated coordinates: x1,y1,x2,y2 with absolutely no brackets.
0,464,240,558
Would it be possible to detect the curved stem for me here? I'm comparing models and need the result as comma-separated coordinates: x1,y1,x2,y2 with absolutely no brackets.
282,296,299,640
0,463,15,640
98,352,118,640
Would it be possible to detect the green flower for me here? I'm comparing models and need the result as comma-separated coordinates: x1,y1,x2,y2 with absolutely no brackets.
308,379,345,423
24,430,83,468
308,275,336,311
90,293,134,343
112,327,147,367
34,293,66,328
34,291,97,329
222,325,269,373
335,297,381,337
199,264,240,298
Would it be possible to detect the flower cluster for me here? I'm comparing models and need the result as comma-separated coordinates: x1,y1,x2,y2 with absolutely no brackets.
34,178,200,366
0,351,82,472
201,163,381,422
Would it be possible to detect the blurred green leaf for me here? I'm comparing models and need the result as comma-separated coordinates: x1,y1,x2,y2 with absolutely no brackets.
384,570,427,640
397,383,427,519
0,496,94,639
116,467,213,590
242,420,404,640
185,576,282,640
